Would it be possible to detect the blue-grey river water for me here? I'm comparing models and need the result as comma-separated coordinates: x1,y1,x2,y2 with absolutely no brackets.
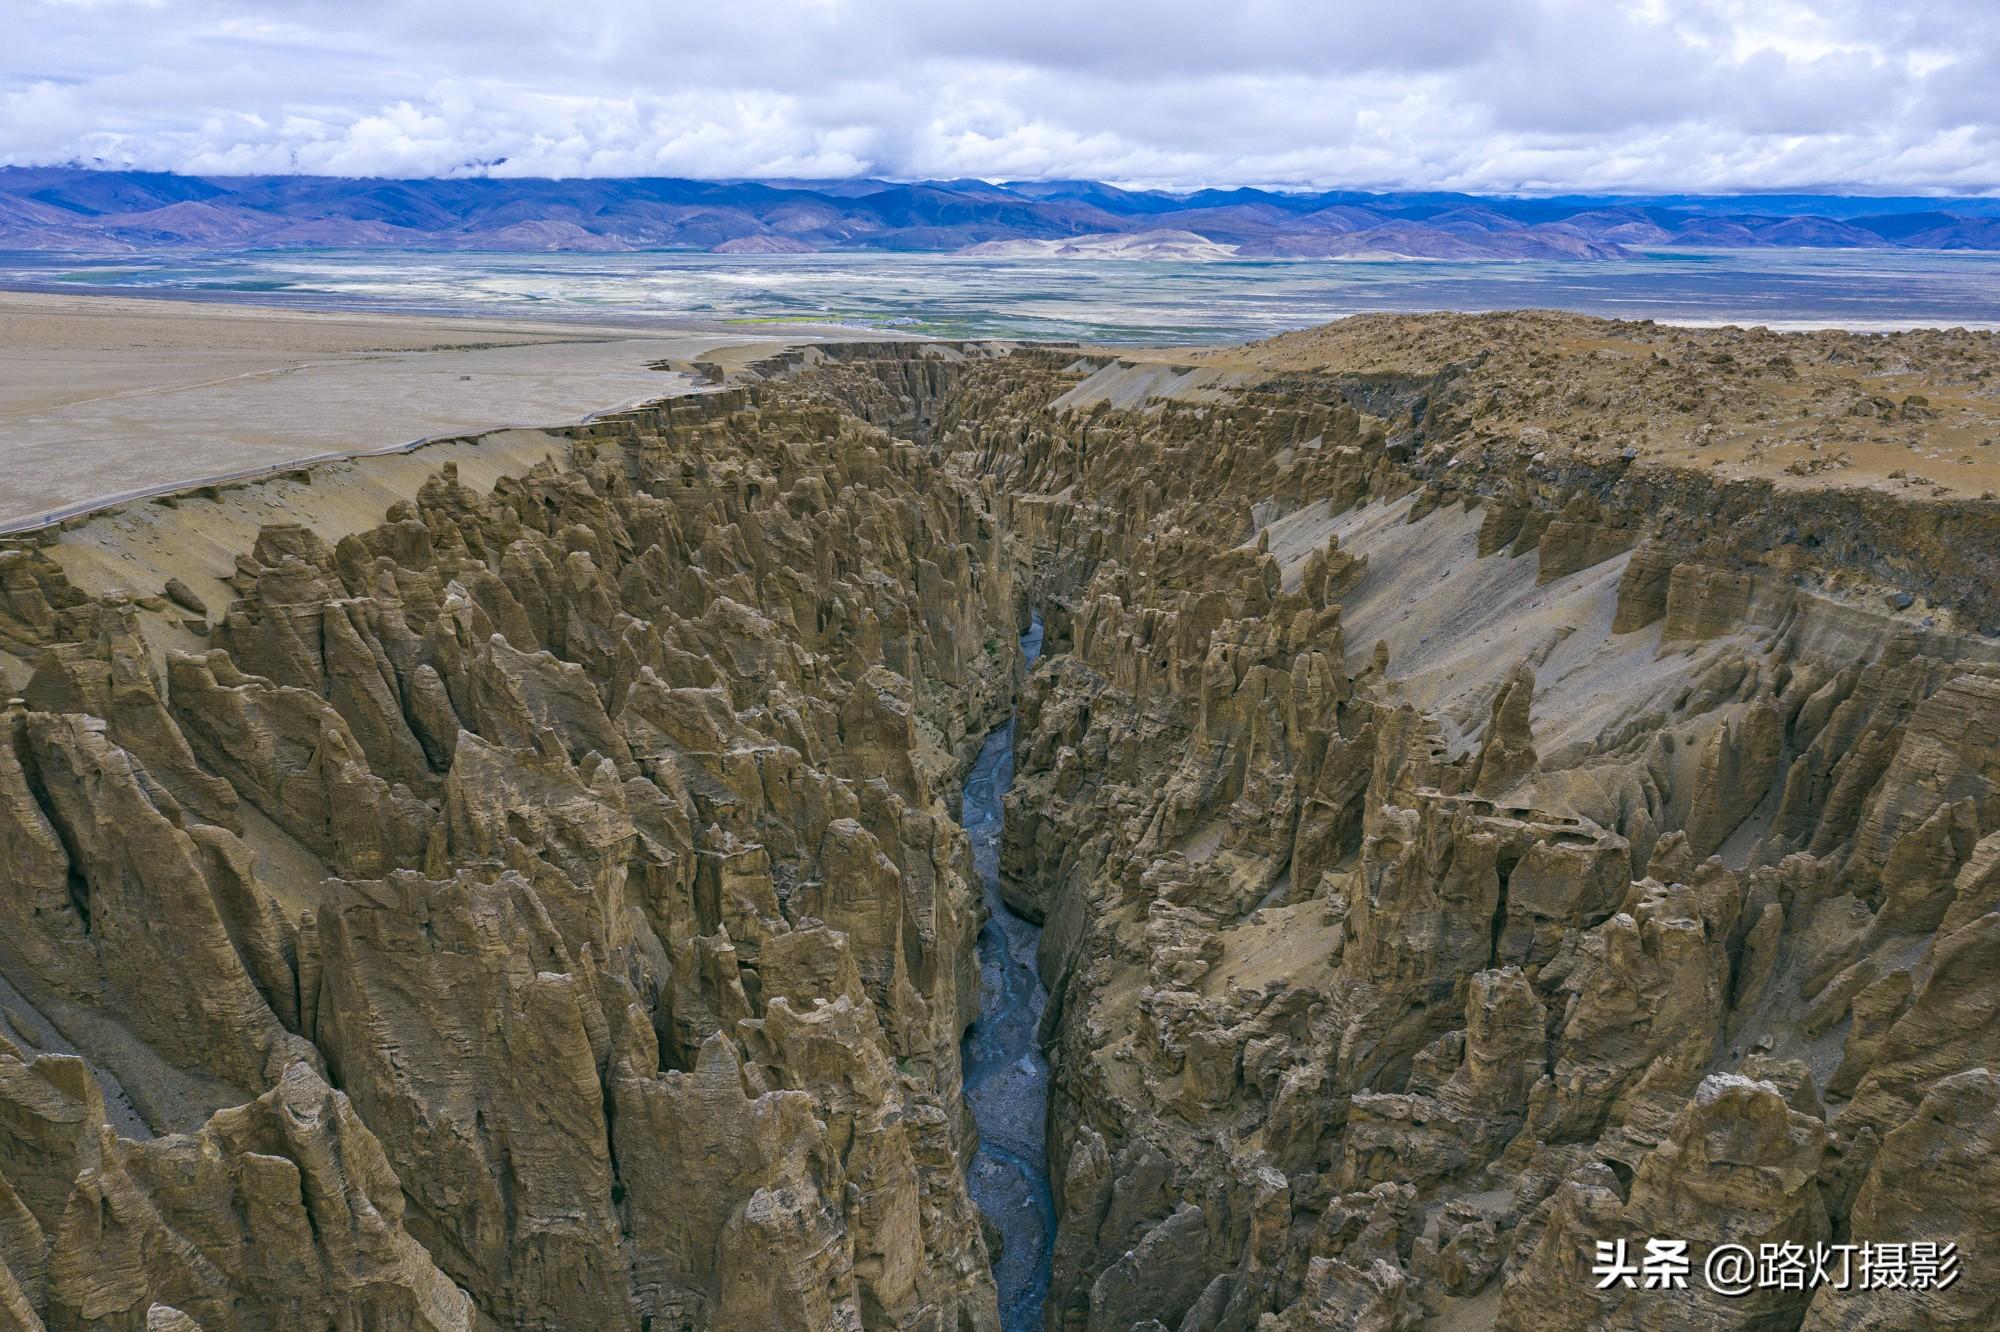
961,613,1052,1331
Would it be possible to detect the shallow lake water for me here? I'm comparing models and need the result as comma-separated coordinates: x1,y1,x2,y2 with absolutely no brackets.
8,246,2000,342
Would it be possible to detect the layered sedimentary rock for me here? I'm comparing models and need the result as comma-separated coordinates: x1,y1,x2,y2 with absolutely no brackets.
3,314,1999,1330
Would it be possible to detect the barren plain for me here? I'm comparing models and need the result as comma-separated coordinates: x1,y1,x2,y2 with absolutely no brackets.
0,292,801,528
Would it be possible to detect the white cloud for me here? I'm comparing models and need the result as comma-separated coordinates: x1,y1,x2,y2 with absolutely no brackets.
3,0,1997,192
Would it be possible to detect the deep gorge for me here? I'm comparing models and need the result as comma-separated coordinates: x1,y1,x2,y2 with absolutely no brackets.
5,318,2000,1331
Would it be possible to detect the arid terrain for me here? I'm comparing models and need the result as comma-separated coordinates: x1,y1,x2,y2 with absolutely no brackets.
0,292,806,528
3,305,2000,1331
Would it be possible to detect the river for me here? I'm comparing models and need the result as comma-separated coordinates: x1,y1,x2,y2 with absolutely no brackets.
961,612,1054,1331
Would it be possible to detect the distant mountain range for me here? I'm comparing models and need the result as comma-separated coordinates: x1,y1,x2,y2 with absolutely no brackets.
3,166,1999,260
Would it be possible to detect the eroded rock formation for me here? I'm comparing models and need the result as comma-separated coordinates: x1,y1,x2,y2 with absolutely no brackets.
935,325,2000,1331
0,376,1016,1330
2,316,1998,1330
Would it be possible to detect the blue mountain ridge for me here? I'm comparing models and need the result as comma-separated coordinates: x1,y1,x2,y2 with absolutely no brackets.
3,166,1998,257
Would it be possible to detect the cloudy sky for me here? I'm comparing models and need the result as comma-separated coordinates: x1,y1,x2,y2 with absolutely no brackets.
5,0,1997,193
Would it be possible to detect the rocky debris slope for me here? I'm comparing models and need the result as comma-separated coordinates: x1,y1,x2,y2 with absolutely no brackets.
3,315,2000,1331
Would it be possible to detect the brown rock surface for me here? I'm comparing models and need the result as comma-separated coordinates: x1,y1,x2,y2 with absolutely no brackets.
4,316,2000,1330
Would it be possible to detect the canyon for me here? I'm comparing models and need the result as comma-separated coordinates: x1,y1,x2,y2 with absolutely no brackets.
2,311,1999,1330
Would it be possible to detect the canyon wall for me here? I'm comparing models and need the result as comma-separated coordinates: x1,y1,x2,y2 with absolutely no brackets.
918,334,2000,1331
2,316,1998,1330
0,376,1019,1330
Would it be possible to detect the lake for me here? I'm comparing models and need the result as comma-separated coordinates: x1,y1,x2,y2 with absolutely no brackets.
6,246,2000,343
